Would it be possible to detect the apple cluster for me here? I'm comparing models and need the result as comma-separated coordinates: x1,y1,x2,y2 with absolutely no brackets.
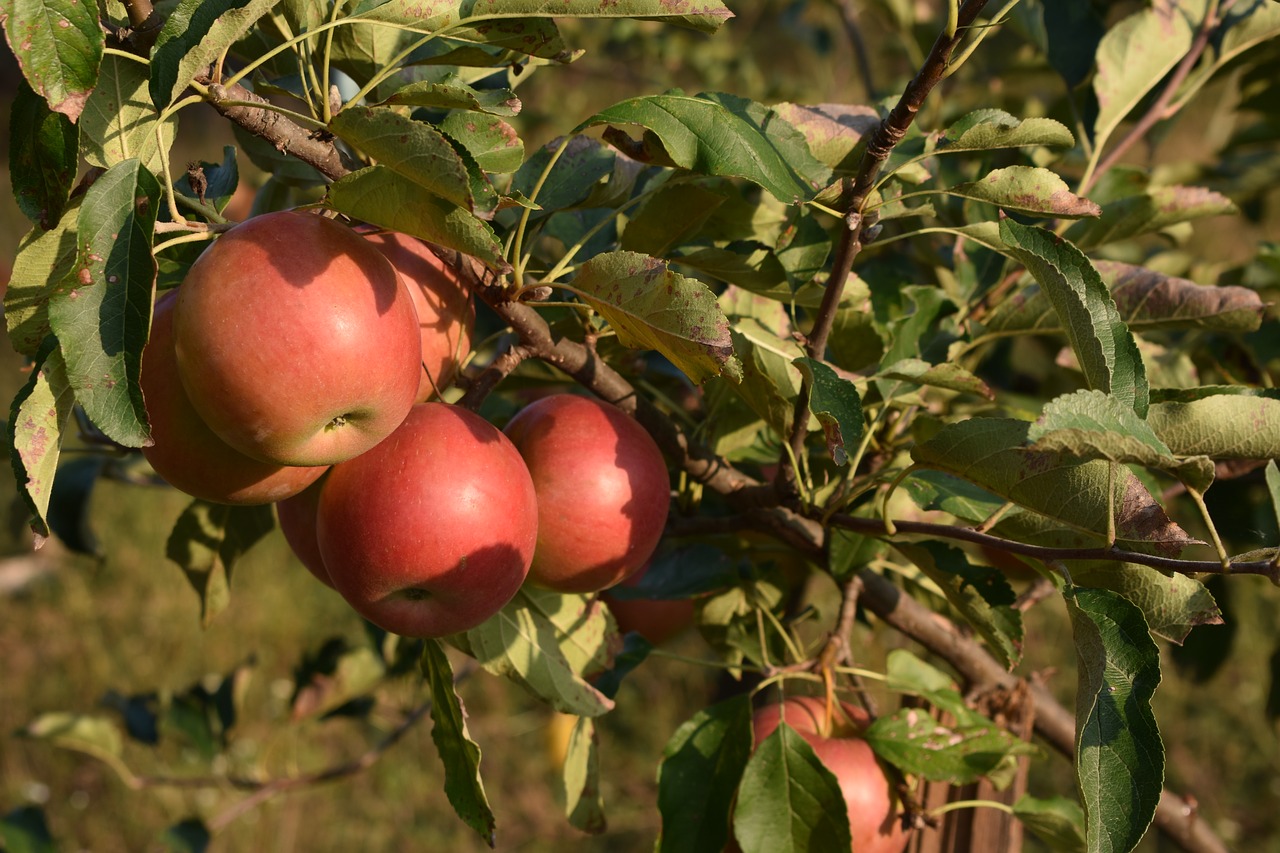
140,210,672,638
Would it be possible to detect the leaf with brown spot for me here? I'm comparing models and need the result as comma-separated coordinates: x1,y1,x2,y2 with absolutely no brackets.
1065,185,1239,250
948,166,1101,219
912,418,1199,556
569,251,741,384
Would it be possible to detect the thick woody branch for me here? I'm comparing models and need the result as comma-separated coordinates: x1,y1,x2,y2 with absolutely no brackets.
195,74,355,181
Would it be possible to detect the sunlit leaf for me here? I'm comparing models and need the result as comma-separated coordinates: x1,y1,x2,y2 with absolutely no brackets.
1,0,103,119
149,0,277,109
7,339,74,542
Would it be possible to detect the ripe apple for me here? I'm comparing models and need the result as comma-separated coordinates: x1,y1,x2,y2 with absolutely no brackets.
503,394,669,594
362,231,474,400
173,210,422,467
140,291,327,505
275,476,333,588
315,403,538,638
748,696,909,853
601,562,695,645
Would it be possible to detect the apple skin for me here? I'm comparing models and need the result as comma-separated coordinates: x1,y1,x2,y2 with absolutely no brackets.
140,291,327,505
503,394,670,594
173,210,422,467
601,562,695,645
275,476,333,588
362,231,474,400
315,403,539,638
748,697,909,853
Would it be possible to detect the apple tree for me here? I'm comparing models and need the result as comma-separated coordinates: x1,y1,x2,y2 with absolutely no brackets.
3,0,1280,850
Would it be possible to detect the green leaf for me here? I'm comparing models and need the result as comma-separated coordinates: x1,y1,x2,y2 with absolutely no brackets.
149,0,277,110
792,358,862,465
877,357,994,399
462,589,616,717
290,641,385,720
939,110,1075,152
1066,587,1164,853
5,202,80,357
948,167,1100,218
579,92,831,204
563,716,606,834
327,165,507,269
865,703,1036,785
1093,3,1195,148
1068,562,1221,645
9,80,77,229
21,712,123,762
1028,390,1213,490
1,0,103,120
827,527,888,583
732,722,852,853
48,159,159,448
440,113,524,174
771,102,878,173
1146,395,1280,460
165,501,275,627
330,107,495,215
985,262,1266,336
999,218,1148,417
7,339,74,542
1013,794,1087,853
903,470,1007,523
80,54,178,176
422,639,496,847
1217,0,1280,65
1,806,56,853
349,0,733,35
893,541,1023,671
569,251,739,384
511,135,618,215
911,418,1196,556
1266,460,1280,537
657,695,753,853
160,818,210,853
379,75,521,115
884,649,955,695
1065,186,1238,250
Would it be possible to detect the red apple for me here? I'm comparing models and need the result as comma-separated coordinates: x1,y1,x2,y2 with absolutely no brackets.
601,562,695,645
362,231,474,400
748,696,909,853
503,394,669,594
173,210,422,466
140,291,327,505
315,403,538,638
275,476,332,588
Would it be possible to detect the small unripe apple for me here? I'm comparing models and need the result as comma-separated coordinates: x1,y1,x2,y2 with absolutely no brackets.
315,403,539,638
504,394,670,594
747,696,908,853
362,231,474,399
141,291,327,505
173,210,422,467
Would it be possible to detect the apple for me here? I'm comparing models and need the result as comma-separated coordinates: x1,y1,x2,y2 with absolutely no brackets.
601,562,695,645
315,403,538,638
275,476,333,588
362,231,474,400
503,394,669,594
173,210,422,467
747,696,909,853
140,291,327,505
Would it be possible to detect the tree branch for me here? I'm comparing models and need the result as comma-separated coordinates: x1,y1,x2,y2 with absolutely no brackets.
195,74,355,181
783,0,991,492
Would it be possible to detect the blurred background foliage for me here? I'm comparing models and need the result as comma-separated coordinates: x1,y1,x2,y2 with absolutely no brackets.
2,0,1279,850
